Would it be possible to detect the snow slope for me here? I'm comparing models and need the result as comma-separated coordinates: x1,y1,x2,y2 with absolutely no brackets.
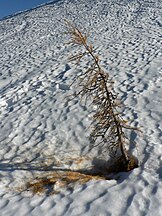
0,0,162,215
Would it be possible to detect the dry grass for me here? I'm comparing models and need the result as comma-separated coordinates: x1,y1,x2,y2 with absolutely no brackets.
14,154,138,196
21,155,138,196
24,171,107,195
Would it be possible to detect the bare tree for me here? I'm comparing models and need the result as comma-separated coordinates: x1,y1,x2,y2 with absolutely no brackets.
65,21,139,172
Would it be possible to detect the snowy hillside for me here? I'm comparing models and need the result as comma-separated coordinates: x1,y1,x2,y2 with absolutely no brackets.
0,0,162,215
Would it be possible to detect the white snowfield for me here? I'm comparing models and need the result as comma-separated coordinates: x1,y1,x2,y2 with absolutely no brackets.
0,0,162,215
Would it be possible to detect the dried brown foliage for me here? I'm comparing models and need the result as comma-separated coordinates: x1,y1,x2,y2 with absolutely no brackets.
65,20,139,170
24,171,106,195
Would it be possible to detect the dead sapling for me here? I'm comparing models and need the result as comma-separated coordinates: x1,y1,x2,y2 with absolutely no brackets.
65,20,139,172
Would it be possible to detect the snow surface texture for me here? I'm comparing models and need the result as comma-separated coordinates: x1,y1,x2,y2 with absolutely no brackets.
0,0,162,215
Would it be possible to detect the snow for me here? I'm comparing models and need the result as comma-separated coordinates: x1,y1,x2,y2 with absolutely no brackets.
0,0,162,215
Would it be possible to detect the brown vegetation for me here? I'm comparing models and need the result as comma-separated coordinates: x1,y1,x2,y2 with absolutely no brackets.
65,20,139,171
24,171,106,195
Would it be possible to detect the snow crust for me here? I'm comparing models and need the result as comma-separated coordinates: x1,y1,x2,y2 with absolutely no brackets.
0,0,162,215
